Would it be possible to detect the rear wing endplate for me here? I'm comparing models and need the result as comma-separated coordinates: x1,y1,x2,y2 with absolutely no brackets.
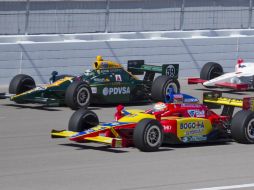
127,60,179,79
203,91,254,111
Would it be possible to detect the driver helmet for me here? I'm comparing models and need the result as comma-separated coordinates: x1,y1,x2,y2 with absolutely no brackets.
96,55,103,62
84,69,92,76
153,102,167,112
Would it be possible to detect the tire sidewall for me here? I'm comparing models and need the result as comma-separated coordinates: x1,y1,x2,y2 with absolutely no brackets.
9,74,35,94
68,108,99,132
200,62,223,80
231,110,254,144
143,123,163,148
74,84,91,108
134,119,164,152
243,114,254,143
151,76,180,102
65,81,91,110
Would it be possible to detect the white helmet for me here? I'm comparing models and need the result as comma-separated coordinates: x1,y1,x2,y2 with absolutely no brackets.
153,102,167,112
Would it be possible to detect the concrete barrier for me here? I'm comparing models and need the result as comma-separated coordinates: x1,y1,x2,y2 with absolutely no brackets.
0,29,254,85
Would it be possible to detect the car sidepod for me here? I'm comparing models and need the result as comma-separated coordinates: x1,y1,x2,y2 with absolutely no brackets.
174,118,213,143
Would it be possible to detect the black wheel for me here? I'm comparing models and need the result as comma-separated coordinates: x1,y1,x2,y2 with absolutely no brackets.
133,119,164,152
68,108,99,132
231,110,254,144
9,74,35,94
65,81,92,110
151,76,180,102
200,62,223,80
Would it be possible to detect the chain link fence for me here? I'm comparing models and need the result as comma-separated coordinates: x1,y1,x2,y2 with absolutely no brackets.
0,0,253,35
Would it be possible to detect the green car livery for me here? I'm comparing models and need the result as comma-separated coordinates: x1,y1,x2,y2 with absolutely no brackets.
1,56,180,109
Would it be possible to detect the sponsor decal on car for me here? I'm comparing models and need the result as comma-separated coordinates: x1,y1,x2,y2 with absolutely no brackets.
91,87,97,94
177,118,213,140
166,65,176,77
180,121,204,129
115,74,122,81
181,135,207,143
187,110,205,117
102,86,130,96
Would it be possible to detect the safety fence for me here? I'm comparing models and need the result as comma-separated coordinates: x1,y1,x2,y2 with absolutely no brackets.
0,0,253,35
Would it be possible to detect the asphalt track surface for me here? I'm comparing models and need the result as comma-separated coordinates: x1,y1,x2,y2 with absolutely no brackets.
0,79,254,190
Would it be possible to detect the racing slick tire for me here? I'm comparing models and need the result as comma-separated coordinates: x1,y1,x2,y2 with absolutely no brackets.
231,110,254,144
9,74,36,95
133,118,164,152
65,81,92,110
200,62,223,80
151,76,180,102
68,108,99,132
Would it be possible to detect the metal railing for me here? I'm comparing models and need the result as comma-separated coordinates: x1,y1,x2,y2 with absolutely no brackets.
0,0,252,35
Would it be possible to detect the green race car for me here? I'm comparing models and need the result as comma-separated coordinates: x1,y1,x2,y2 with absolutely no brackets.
0,56,180,109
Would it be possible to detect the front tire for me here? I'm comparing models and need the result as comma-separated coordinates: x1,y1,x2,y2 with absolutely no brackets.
65,81,92,110
68,108,99,132
133,119,164,152
231,110,254,144
151,76,180,102
200,62,223,80
9,74,36,95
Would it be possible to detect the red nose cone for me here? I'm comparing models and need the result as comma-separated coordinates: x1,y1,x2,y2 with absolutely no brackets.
237,58,244,64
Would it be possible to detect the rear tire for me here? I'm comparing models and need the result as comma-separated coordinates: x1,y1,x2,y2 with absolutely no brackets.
151,76,180,102
200,62,223,80
68,108,99,132
9,74,35,94
231,110,254,144
65,81,92,110
133,119,164,152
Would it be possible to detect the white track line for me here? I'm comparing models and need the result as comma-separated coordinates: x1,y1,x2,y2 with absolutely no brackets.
192,183,254,190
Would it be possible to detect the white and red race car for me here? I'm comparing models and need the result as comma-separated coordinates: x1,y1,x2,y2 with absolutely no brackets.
188,59,254,90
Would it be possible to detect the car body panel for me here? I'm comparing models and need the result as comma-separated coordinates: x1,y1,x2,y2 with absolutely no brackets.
6,59,179,106
188,60,254,90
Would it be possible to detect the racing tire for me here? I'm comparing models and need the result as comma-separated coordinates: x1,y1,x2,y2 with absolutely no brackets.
133,118,164,152
151,76,180,102
65,81,92,110
9,74,36,94
231,110,254,144
200,62,223,80
68,108,99,132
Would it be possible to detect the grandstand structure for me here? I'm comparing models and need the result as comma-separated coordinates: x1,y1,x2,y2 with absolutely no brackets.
0,0,254,85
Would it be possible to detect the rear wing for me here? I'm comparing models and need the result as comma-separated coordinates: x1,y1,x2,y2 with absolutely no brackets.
127,60,179,79
203,91,254,115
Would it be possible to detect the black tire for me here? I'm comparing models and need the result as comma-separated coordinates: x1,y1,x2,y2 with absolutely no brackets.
231,110,254,144
68,108,99,132
133,118,164,152
151,76,180,102
9,74,36,94
65,81,92,110
200,62,223,80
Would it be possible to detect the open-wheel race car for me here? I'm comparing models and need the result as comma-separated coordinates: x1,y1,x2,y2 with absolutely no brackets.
51,91,254,152
0,56,180,109
188,59,254,91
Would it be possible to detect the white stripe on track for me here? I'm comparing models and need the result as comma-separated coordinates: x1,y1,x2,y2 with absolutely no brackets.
192,183,254,190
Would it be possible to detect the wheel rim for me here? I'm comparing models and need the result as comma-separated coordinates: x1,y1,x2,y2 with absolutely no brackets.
165,82,178,95
246,118,254,139
209,66,222,79
77,87,90,106
146,125,162,147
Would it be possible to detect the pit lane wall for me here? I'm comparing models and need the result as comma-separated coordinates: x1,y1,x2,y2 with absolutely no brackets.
0,29,254,85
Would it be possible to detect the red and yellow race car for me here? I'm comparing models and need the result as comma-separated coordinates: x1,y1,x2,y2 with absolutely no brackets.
51,92,254,152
